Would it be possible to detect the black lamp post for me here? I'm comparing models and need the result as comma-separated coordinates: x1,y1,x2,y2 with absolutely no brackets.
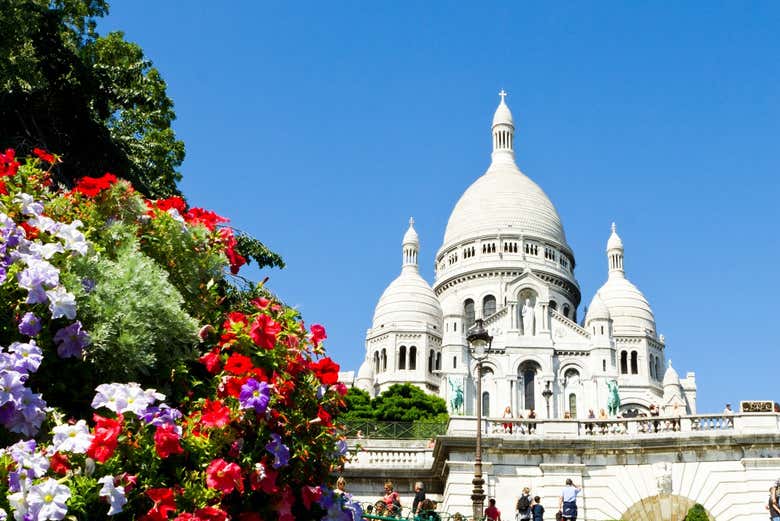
542,380,553,419
467,318,493,521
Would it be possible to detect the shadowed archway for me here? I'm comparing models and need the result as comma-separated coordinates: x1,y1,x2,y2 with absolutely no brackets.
621,495,714,521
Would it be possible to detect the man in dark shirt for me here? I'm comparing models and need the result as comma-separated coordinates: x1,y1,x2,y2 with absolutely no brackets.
412,482,426,515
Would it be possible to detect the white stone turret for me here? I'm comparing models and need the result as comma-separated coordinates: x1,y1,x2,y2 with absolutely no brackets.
402,217,419,271
607,222,624,277
491,90,515,163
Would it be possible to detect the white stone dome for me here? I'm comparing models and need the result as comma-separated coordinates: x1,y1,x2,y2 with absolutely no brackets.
372,271,442,329
594,277,655,336
585,293,611,323
356,358,373,381
402,217,419,245
663,361,680,387
607,223,623,250
492,97,514,126
442,161,569,248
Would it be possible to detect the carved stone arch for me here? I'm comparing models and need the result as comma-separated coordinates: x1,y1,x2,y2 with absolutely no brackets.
512,355,545,376
557,361,586,382
621,495,713,521
504,270,550,304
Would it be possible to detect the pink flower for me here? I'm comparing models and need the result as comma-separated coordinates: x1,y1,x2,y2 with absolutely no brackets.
205,458,244,495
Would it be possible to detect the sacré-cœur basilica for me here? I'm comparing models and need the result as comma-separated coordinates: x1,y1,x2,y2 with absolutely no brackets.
339,93,780,521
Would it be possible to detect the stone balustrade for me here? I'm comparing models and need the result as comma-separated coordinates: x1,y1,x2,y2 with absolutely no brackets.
446,412,780,438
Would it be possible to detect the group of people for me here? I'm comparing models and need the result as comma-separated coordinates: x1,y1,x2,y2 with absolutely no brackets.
368,481,439,520
501,406,537,433
486,479,580,521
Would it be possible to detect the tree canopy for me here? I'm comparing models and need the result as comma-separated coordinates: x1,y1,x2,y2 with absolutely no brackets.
341,384,449,423
0,0,184,197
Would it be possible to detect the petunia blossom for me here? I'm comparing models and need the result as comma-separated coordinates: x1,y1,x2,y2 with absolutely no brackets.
51,420,93,454
53,321,90,358
18,312,41,337
45,286,77,320
238,379,270,414
265,433,291,469
205,458,244,495
98,476,127,515
26,478,71,520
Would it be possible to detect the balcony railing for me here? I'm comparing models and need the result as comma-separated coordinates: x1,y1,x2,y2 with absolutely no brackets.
344,421,448,439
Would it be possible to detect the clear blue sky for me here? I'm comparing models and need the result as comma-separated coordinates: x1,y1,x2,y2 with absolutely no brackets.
103,2,779,414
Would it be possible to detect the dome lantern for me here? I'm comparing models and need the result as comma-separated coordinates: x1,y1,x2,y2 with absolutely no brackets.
607,222,625,278
402,216,419,271
492,90,515,162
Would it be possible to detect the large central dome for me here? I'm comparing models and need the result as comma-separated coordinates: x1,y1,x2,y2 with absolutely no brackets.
441,95,570,251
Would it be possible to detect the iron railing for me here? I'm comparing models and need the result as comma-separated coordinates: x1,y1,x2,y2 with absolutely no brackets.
344,421,448,439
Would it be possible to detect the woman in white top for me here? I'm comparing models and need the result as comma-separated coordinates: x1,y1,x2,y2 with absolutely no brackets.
558,479,581,521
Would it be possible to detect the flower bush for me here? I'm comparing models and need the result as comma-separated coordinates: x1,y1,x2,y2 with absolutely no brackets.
0,150,360,520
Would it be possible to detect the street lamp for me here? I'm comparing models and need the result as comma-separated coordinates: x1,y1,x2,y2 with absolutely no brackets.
467,318,493,521
542,380,553,419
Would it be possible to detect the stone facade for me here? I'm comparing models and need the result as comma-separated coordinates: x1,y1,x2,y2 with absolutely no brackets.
343,413,780,521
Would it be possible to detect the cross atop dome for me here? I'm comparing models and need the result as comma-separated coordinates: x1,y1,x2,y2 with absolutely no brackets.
499,89,508,102
409,216,415,227
492,90,515,158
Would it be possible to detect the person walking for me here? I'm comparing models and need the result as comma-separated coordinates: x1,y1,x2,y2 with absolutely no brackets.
531,496,544,521
517,487,532,521
383,480,402,517
412,481,426,515
484,498,502,521
769,480,780,521
558,479,581,521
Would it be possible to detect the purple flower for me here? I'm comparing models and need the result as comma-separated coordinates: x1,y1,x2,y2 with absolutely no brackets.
81,278,95,293
265,433,290,469
27,478,70,520
46,287,77,320
53,321,90,358
17,260,59,304
140,404,182,427
239,378,270,414
8,341,43,373
0,371,25,405
18,313,41,337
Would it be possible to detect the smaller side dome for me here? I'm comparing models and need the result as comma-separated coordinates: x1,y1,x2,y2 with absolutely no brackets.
585,293,611,324
663,359,681,387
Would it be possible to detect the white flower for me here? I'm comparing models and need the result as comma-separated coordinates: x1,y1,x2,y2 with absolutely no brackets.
27,242,64,260
98,476,126,515
45,287,77,320
54,220,88,256
92,383,163,416
92,383,124,413
26,215,59,234
51,420,93,454
14,194,44,217
26,478,70,521
8,490,31,521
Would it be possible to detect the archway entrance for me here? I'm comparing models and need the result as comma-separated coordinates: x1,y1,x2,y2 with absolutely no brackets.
621,495,714,521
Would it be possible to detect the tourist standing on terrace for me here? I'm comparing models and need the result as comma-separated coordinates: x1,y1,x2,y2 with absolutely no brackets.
383,481,402,516
769,480,780,521
484,498,501,521
412,482,426,514
558,479,581,521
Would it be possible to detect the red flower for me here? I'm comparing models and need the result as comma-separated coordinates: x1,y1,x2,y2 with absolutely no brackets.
250,464,278,494
140,488,177,521
154,424,184,459
218,228,246,275
224,353,254,375
205,458,244,495
184,207,228,231
301,485,322,510
0,149,20,178
87,413,123,463
223,375,249,399
32,148,55,163
334,382,348,396
250,314,281,350
310,324,327,345
223,311,247,329
252,297,270,309
311,357,340,386
317,406,332,426
19,222,39,240
200,399,231,428
155,196,187,213
199,348,222,374
193,507,228,521
74,173,118,197
0,180,6,195
50,452,70,475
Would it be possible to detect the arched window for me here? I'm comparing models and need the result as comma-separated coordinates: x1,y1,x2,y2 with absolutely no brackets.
620,351,628,375
374,352,379,373
519,362,538,412
452,356,457,369
381,349,387,372
568,393,577,418
656,357,662,380
398,345,406,370
435,352,441,371
602,359,607,372
549,300,557,311
464,299,475,330
630,351,638,375
483,295,496,318
563,304,570,318
648,357,654,379
409,346,417,370
482,391,490,418
428,350,434,373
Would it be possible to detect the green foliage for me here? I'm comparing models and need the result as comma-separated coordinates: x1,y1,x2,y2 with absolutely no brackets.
340,384,449,423
684,503,710,521
235,231,285,270
0,0,184,197
43,241,199,410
